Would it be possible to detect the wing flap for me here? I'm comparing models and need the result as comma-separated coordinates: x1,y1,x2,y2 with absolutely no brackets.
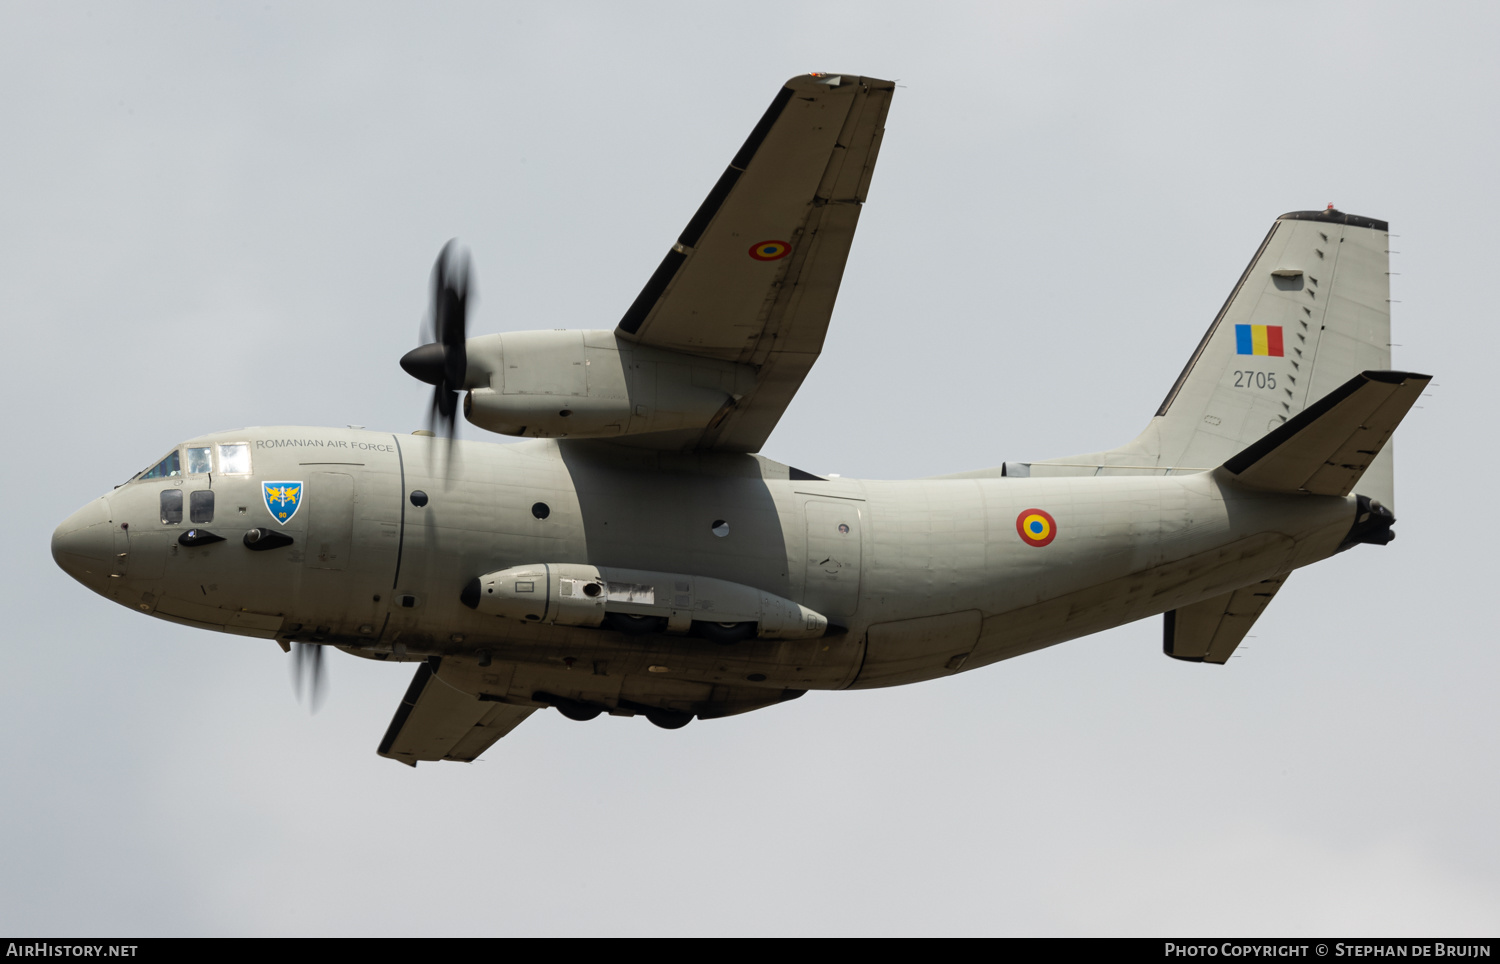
377,659,535,766
1164,576,1287,664
1220,370,1429,496
445,700,535,763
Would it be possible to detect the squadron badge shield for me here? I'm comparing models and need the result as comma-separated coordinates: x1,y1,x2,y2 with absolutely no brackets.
263,481,304,525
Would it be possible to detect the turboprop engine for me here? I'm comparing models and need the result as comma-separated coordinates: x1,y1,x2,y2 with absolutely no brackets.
461,329,757,440
460,563,829,642
398,244,759,443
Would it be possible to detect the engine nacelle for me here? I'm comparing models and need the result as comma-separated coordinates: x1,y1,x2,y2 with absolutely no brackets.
461,329,757,440
460,563,828,640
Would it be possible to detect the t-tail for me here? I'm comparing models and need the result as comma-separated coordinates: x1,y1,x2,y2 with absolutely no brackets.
994,207,1429,665
1017,208,1410,508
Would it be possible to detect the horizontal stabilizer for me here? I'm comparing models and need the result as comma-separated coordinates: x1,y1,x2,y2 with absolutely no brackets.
1220,370,1430,496
377,659,535,766
1164,576,1287,664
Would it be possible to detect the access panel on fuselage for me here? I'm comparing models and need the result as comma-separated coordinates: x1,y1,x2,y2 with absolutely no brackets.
803,501,861,620
287,458,400,642
303,472,355,571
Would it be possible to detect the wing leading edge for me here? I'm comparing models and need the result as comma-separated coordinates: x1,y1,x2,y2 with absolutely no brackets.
615,72,894,453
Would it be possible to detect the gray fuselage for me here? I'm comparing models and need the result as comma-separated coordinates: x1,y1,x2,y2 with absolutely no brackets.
52,425,1357,716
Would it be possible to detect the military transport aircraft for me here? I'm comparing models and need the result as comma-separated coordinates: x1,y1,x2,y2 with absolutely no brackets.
51,72,1426,766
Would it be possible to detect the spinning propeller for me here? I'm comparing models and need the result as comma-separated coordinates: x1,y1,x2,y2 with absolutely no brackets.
286,243,472,713
400,240,472,445
292,641,327,713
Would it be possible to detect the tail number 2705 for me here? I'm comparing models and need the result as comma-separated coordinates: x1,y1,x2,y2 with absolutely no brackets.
1233,370,1277,390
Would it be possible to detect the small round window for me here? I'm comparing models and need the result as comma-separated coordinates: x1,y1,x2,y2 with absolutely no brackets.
409,490,429,507
532,502,550,520
711,520,729,538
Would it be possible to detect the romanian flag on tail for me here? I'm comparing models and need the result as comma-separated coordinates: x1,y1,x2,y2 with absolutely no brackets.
1235,324,1284,357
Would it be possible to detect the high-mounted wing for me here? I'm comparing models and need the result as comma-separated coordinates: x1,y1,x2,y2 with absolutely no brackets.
378,659,535,766
616,72,894,452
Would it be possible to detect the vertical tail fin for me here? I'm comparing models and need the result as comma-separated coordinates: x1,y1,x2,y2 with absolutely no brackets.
1033,208,1396,503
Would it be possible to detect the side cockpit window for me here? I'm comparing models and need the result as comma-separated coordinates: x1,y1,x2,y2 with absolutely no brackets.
160,489,183,524
186,446,212,474
189,490,214,524
140,450,181,481
218,443,251,475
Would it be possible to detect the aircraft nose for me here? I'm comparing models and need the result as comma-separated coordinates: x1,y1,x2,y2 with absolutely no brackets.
51,498,114,587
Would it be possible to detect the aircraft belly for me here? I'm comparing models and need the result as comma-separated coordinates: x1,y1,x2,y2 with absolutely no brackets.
965,531,1298,671
842,473,1353,687
851,610,983,688
433,656,809,722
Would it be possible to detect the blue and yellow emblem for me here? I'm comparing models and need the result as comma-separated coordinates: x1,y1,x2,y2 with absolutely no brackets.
263,481,304,525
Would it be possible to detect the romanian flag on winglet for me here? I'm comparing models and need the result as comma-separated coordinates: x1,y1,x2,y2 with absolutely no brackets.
1235,324,1284,357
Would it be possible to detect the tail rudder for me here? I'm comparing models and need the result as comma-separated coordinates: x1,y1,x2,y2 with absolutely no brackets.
1154,208,1393,470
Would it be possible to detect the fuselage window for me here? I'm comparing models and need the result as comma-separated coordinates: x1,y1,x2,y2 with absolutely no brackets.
186,446,212,474
218,443,251,475
189,490,214,524
160,489,183,525
140,450,181,480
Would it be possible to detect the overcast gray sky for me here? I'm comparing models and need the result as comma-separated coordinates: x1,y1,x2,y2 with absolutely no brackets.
3,1,1497,937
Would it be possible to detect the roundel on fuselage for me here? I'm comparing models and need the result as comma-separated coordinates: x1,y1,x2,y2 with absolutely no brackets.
1016,508,1057,547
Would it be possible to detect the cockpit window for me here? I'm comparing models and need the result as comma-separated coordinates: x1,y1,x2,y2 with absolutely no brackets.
140,450,181,480
186,446,212,474
218,443,251,475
